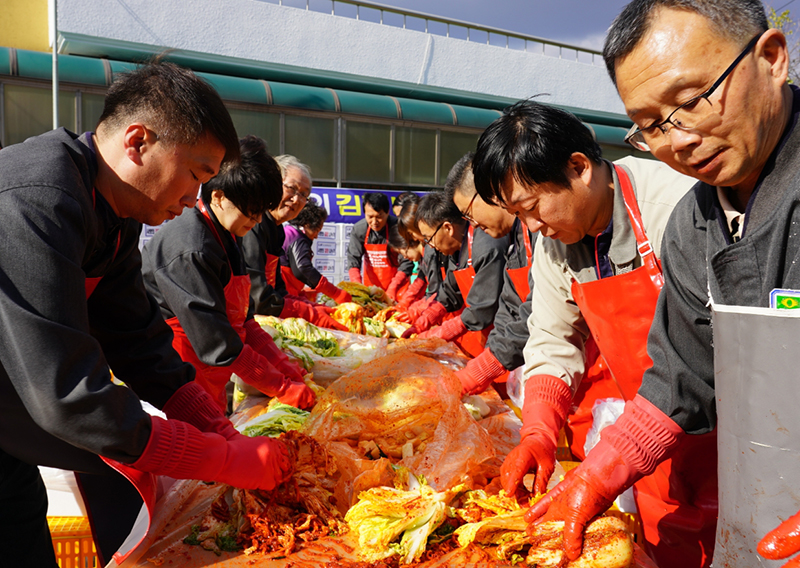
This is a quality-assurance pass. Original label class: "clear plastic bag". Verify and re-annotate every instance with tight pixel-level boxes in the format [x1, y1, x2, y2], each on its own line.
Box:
[303, 350, 495, 507]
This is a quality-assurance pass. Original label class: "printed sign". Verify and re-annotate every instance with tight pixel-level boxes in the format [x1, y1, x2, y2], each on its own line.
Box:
[309, 188, 424, 223]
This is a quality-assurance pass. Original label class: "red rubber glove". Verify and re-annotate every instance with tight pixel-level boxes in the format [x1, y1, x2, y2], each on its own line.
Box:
[405, 295, 436, 321]
[230, 344, 316, 409]
[500, 375, 572, 496]
[412, 300, 447, 333]
[397, 277, 426, 309]
[385, 271, 409, 302]
[418, 314, 466, 342]
[313, 276, 352, 305]
[163, 381, 240, 439]
[244, 319, 306, 383]
[130, 415, 292, 490]
[348, 267, 363, 284]
[281, 296, 348, 331]
[456, 348, 508, 395]
[525, 395, 683, 561]
[759, 511, 800, 565]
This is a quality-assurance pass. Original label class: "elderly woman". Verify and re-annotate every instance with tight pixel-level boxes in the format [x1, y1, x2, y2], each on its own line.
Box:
[241, 155, 345, 330]
[281, 200, 351, 304]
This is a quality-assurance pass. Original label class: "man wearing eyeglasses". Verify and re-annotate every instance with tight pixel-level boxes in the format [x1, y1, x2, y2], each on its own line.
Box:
[526, 1, 800, 567]
[242, 154, 346, 330]
[472, 97, 699, 566]
[406, 178, 509, 358]
[445, 152, 536, 397]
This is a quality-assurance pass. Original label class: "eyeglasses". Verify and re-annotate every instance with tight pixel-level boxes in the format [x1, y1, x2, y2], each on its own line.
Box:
[283, 182, 310, 203]
[421, 222, 444, 248]
[460, 192, 479, 225]
[625, 33, 762, 152]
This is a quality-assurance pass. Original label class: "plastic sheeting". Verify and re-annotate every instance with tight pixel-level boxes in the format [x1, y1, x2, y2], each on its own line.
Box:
[712, 303, 800, 567]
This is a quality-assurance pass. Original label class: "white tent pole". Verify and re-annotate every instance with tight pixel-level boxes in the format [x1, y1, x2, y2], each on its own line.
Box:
[50, 0, 59, 129]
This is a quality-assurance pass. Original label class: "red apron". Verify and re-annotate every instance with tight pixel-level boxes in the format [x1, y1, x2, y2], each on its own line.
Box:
[82, 191, 158, 565]
[451, 225, 492, 359]
[165, 200, 252, 412]
[265, 252, 279, 288]
[363, 225, 397, 291]
[570, 165, 717, 568]
[507, 224, 533, 301]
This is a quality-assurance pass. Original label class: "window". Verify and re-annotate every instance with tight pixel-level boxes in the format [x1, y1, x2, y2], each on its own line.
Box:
[345, 121, 391, 183]
[228, 107, 280, 154]
[285, 114, 336, 180]
[4, 85, 76, 146]
[81, 92, 106, 132]
[439, 130, 479, 185]
[395, 126, 436, 185]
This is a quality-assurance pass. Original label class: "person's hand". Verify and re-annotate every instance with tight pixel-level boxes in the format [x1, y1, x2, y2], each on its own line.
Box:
[397, 277, 426, 309]
[130, 416, 293, 491]
[524, 468, 613, 561]
[428, 315, 465, 342]
[281, 297, 348, 331]
[412, 300, 447, 333]
[277, 380, 316, 410]
[348, 267, 363, 284]
[309, 304, 348, 331]
[525, 394, 685, 561]
[385, 272, 409, 302]
[405, 294, 436, 321]
[314, 276, 352, 305]
[163, 381, 239, 440]
[244, 319, 306, 383]
[401, 325, 418, 339]
[759, 510, 800, 566]
[500, 375, 571, 496]
[501, 434, 558, 497]
[456, 349, 507, 395]
[416, 326, 439, 339]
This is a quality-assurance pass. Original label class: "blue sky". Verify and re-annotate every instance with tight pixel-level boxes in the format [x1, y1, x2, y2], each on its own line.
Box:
[365, 1, 789, 51]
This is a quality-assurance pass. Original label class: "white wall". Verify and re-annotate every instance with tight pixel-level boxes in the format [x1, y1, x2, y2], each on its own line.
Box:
[58, 0, 625, 115]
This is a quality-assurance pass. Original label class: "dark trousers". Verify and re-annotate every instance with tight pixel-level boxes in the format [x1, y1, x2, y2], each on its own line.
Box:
[0, 450, 58, 568]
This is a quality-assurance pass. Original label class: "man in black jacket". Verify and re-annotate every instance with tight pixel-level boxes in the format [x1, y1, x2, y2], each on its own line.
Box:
[528, 2, 800, 567]
[0, 61, 291, 566]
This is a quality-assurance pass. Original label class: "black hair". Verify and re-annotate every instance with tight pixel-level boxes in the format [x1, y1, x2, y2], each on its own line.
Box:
[393, 191, 419, 211]
[444, 152, 475, 202]
[98, 58, 240, 166]
[364, 192, 391, 214]
[201, 135, 281, 218]
[289, 199, 328, 231]
[603, 0, 768, 85]
[472, 100, 602, 206]
[397, 201, 420, 243]
[416, 190, 466, 229]
[388, 222, 418, 251]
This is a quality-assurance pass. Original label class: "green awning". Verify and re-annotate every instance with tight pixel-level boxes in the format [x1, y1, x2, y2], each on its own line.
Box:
[1, 44, 633, 147]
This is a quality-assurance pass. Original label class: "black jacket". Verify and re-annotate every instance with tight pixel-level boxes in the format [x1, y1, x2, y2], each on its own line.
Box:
[241, 211, 287, 316]
[439, 225, 509, 331]
[0, 129, 194, 473]
[485, 219, 537, 371]
[142, 205, 254, 367]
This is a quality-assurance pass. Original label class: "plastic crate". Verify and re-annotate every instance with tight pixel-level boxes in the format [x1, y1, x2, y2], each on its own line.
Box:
[48, 516, 98, 568]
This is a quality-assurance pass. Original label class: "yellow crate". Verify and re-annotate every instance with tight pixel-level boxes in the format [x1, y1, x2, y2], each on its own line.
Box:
[48, 516, 98, 568]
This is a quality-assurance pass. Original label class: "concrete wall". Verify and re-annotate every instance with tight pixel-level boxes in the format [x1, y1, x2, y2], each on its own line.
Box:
[58, 0, 625, 115]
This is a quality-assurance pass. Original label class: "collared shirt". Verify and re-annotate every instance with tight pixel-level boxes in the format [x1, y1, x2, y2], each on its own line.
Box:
[716, 187, 745, 243]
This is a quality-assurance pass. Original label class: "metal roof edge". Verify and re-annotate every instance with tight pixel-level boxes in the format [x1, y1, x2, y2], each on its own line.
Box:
[56, 32, 632, 129]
